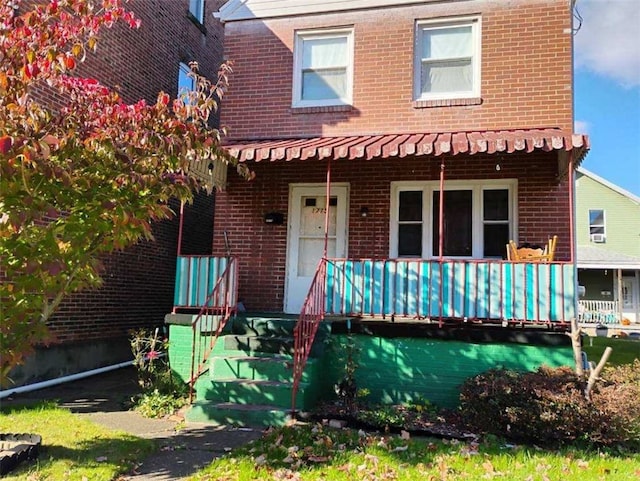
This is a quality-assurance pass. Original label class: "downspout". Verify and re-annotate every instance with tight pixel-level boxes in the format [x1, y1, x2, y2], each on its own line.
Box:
[0, 360, 134, 399]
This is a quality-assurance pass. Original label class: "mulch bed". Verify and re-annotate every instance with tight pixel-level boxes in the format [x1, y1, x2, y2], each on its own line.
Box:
[310, 403, 477, 441]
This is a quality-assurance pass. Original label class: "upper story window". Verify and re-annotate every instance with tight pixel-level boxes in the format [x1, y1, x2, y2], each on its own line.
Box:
[589, 209, 606, 242]
[189, 0, 205, 24]
[292, 28, 354, 108]
[414, 17, 481, 101]
[391, 180, 516, 259]
[178, 62, 195, 99]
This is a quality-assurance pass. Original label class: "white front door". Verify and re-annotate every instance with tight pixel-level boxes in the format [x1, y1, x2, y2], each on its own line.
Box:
[285, 184, 348, 314]
[621, 275, 639, 323]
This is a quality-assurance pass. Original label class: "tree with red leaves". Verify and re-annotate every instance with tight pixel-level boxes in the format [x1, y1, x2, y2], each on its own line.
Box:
[0, 0, 248, 383]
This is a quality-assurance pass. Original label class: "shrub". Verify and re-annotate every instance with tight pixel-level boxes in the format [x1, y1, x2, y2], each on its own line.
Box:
[129, 329, 188, 418]
[459, 366, 639, 448]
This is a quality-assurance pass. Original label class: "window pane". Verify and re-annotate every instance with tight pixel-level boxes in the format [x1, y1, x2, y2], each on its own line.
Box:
[399, 224, 422, 257]
[303, 37, 348, 69]
[299, 238, 335, 277]
[421, 59, 472, 94]
[302, 69, 346, 100]
[484, 224, 509, 257]
[589, 209, 604, 225]
[432, 190, 472, 256]
[178, 63, 194, 101]
[189, 0, 203, 22]
[483, 189, 509, 220]
[399, 191, 423, 221]
[422, 26, 472, 60]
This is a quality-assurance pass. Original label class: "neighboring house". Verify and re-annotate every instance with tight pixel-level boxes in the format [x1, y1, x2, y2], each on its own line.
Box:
[165, 0, 589, 426]
[9, 0, 224, 387]
[576, 168, 640, 329]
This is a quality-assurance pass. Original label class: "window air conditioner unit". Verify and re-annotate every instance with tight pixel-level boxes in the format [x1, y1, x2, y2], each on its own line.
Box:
[590, 233, 606, 243]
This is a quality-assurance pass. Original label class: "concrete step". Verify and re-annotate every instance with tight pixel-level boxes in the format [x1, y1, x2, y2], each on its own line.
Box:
[196, 378, 314, 410]
[223, 335, 326, 357]
[209, 355, 318, 383]
[185, 401, 293, 427]
[232, 315, 332, 338]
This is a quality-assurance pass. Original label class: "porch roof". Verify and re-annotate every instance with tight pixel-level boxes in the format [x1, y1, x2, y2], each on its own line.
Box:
[223, 128, 589, 163]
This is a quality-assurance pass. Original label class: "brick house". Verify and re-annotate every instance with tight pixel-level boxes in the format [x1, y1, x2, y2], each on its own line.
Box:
[166, 0, 590, 425]
[8, 0, 225, 386]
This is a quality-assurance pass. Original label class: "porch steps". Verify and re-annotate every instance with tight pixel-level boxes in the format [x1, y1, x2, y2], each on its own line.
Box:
[184, 314, 329, 427]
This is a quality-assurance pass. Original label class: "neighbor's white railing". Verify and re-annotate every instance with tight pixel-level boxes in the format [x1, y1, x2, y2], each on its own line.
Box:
[578, 300, 620, 324]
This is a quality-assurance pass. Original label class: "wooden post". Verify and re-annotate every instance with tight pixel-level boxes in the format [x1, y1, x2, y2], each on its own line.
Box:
[617, 268, 623, 322]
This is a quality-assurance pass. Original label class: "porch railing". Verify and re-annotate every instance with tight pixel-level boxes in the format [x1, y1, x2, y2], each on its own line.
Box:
[578, 300, 620, 324]
[188, 257, 238, 402]
[325, 259, 575, 323]
[291, 258, 328, 415]
[174, 255, 231, 310]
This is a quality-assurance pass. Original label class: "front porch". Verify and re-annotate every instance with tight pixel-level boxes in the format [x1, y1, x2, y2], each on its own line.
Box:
[166, 254, 576, 425]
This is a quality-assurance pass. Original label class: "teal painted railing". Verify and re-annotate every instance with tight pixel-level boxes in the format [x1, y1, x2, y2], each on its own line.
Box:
[325, 259, 575, 323]
[174, 256, 231, 309]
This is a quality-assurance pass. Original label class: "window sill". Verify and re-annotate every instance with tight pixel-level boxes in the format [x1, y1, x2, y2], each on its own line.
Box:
[291, 105, 353, 114]
[413, 97, 482, 108]
[187, 11, 207, 34]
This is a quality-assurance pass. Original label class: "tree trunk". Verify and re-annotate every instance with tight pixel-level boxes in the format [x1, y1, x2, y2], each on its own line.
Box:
[570, 316, 584, 377]
[585, 346, 612, 400]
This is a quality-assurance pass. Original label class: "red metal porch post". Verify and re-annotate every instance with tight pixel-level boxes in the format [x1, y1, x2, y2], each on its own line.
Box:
[177, 200, 185, 257]
[438, 160, 445, 259]
[568, 152, 575, 263]
[438, 160, 445, 326]
[323, 157, 332, 258]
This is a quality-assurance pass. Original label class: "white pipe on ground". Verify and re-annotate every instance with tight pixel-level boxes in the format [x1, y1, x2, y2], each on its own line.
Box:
[0, 360, 134, 399]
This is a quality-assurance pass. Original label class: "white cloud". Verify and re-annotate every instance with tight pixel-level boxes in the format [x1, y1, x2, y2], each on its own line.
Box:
[574, 120, 590, 134]
[574, 0, 640, 88]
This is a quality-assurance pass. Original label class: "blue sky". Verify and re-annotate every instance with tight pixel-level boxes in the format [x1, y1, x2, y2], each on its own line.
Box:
[573, 0, 640, 196]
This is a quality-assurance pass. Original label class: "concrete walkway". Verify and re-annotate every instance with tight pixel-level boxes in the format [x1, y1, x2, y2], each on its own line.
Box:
[2, 367, 263, 480]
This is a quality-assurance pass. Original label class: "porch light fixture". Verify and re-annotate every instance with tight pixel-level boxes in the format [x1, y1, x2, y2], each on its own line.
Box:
[495, 163, 501, 171]
[360, 206, 369, 217]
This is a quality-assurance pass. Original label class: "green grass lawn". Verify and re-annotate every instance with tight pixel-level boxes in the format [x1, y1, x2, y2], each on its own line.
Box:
[0, 402, 155, 481]
[188, 424, 640, 481]
[582, 336, 640, 366]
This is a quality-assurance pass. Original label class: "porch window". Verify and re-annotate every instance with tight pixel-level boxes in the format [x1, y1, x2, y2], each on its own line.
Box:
[189, 0, 204, 23]
[391, 181, 516, 259]
[293, 28, 354, 107]
[414, 17, 481, 101]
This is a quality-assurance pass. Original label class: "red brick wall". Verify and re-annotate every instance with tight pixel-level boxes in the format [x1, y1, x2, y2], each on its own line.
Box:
[31, 0, 226, 343]
[213, 152, 571, 312]
[220, 0, 574, 139]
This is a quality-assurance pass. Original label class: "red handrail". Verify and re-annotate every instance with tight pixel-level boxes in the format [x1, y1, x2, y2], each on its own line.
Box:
[291, 258, 328, 416]
[189, 257, 238, 403]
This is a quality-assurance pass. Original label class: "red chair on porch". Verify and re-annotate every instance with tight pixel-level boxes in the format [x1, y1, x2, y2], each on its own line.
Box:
[506, 235, 557, 262]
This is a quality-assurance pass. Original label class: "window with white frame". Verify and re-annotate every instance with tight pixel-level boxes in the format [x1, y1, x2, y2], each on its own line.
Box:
[178, 62, 195, 99]
[292, 28, 354, 107]
[589, 209, 606, 239]
[390, 180, 515, 259]
[414, 17, 481, 101]
[189, 0, 204, 23]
